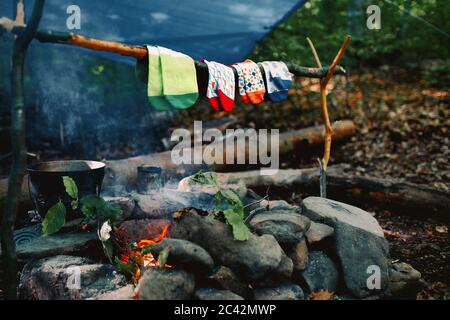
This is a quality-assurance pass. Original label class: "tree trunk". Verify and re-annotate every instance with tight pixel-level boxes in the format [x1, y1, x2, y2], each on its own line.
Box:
[1, 0, 45, 300]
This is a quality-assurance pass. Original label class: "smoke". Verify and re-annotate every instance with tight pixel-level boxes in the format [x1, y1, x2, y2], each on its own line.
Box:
[25, 44, 172, 159]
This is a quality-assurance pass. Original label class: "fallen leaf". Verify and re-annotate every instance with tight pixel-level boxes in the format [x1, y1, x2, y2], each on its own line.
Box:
[435, 225, 448, 234]
[309, 290, 334, 300]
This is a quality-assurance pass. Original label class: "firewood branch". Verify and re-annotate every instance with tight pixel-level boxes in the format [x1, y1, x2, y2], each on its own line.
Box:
[0, 23, 346, 79]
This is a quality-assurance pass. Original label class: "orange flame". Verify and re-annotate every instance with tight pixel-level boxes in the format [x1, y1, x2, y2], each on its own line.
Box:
[120, 223, 171, 281]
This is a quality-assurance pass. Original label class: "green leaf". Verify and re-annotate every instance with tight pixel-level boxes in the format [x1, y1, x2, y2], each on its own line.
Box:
[71, 199, 78, 210]
[99, 202, 123, 222]
[141, 244, 156, 256]
[80, 195, 105, 217]
[191, 171, 218, 186]
[42, 201, 66, 235]
[220, 189, 243, 207]
[62, 176, 78, 199]
[223, 209, 249, 241]
[115, 256, 135, 276]
[157, 246, 171, 269]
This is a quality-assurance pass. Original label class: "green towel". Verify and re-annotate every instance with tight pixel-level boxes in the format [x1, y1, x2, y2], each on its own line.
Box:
[147, 45, 171, 111]
[158, 46, 199, 109]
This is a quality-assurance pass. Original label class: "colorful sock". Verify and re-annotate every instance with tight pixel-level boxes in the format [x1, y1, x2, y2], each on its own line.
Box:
[259, 61, 293, 102]
[158, 46, 199, 109]
[232, 59, 265, 105]
[146, 46, 172, 111]
[204, 60, 235, 112]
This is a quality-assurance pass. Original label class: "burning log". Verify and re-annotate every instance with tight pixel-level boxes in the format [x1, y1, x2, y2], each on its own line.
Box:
[216, 165, 450, 222]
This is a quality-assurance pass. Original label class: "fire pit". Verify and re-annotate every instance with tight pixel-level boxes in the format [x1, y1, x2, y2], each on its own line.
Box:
[28, 160, 105, 221]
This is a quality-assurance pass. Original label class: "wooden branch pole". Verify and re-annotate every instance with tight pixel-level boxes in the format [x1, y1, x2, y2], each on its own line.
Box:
[1, 0, 45, 299]
[306, 36, 350, 198]
[0, 23, 347, 80]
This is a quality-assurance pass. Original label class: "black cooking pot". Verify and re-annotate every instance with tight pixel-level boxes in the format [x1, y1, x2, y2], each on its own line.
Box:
[28, 160, 106, 220]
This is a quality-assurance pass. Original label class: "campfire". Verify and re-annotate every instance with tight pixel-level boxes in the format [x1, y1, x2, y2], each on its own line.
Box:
[14, 169, 424, 301]
[117, 223, 172, 282]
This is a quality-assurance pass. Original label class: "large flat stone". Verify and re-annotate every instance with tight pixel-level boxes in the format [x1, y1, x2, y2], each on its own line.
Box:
[16, 232, 101, 261]
[301, 197, 383, 237]
[19, 255, 128, 300]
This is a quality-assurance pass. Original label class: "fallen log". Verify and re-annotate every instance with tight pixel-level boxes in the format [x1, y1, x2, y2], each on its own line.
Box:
[217, 166, 450, 222]
[0, 120, 355, 214]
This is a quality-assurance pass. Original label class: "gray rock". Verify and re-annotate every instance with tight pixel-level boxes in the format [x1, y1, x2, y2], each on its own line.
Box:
[91, 285, 135, 300]
[305, 222, 334, 244]
[207, 266, 249, 298]
[152, 238, 214, 274]
[171, 209, 283, 280]
[289, 239, 309, 271]
[257, 253, 294, 288]
[137, 268, 195, 300]
[302, 197, 390, 298]
[253, 283, 304, 300]
[118, 218, 171, 243]
[389, 262, 422, 298]
[249, 212, 311, 245]
[194, 288, 244, 300]
[16, 233, 101, 261]
[178, 172, 247, 199]
[300, 251, 339, 293]
[333, 221, 390, 298]
[301, 197, 384, 237]
[133, 190, 216, 219]
[19, 255, 127, 300]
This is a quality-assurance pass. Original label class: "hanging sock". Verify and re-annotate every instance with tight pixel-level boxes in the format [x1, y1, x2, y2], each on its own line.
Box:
[259, 61, 293, 102]
[232, 59, 265, 105]
[158, 46, 199, 109]
[146, 45, 172, 111]
[204, 60, 235, 112]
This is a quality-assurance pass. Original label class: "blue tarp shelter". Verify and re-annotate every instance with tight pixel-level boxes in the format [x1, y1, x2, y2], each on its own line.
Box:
[0, 0, 307, 157]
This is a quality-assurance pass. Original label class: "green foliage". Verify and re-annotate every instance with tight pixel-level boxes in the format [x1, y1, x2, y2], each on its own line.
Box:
[251, 0, 450, 70]
[42, 177, 122, 236]
[192, 171, 250, 241]
[42, 201, 66, 235]
[63, 176, 78, 199]
[115, 256, 136, 278]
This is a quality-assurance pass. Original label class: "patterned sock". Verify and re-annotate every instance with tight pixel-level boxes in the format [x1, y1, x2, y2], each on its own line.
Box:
[203, 60, 220, 111]
[259, 61, 293, 102]
[204, 60, 235, 112]
[159, 46, 199, 109]
[146, 46, 171, 111]
[232, 59, 265, 105]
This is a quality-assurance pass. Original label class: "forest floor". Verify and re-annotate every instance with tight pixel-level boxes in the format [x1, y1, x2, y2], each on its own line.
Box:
[0, 66, 448, 300]
[172, 66, 450, 299]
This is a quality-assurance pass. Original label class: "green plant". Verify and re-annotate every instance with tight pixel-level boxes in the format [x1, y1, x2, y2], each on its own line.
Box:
[191, 171, 250, 241]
